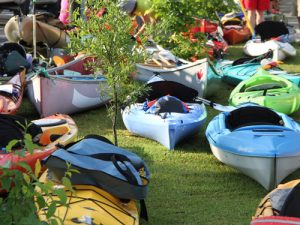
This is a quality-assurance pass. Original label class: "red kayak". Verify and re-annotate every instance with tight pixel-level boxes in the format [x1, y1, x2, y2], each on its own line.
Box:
[251, 216, 300, 225]
[223, 25, 251, 45]
[0, 69, 26, 115]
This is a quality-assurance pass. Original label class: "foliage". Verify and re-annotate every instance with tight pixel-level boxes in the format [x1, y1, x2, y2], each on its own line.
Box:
[149, 0, 238, 59]
[0, 126, 74, 225]
[69, 0, 147, 145]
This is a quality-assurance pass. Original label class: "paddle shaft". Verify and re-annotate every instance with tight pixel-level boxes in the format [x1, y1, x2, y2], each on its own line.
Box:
[238, 0, 255, 36]
[32, 0, 37, 59]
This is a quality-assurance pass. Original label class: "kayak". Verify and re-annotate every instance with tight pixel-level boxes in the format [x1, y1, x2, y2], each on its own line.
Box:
[37, 171, 139, 225]
[27, 56, 109, 117]
[223, 25, 251, 45]
[215, 59, 300, 86]
[0, 68, 26, 114]
[243, 39, 296, 61]
[135, 57, 209, 97]
[122, 94, 207, 150]
[0, 114, 78, 173]
[229, 69, 300, 115]
[206, 104, 300, 190]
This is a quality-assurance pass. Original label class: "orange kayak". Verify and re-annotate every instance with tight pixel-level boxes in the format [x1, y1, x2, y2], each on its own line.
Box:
[0, 114, 78, 174]
[0, 69, 26, 115]
[223, 25, 251, 45]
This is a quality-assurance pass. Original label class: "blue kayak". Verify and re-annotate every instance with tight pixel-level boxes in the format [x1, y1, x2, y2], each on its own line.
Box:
[206, 104, 300, 190]
[215, 60, 300, 86]
[122, 99, 207, 150]
[123, 77, 207, 150]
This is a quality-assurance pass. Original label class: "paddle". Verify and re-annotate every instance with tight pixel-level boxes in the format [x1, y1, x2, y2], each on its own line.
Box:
[238, 0, 255, 36]
[32, 0, 37, 59]
[194, 96, 236, 112]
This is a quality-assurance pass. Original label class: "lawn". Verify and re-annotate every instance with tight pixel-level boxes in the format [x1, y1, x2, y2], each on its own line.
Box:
[18, 44, 300, 225]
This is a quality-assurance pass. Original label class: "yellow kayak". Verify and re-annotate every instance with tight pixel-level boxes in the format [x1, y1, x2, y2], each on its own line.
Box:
[37, 171, 139, 225]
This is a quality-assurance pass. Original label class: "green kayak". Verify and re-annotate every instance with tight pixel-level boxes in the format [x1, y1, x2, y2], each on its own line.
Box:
[229, 69, 300, 115]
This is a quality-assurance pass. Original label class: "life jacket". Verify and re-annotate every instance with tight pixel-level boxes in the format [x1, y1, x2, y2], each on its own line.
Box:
[253, 180, 300, 219]
[143, 95, 190, 114]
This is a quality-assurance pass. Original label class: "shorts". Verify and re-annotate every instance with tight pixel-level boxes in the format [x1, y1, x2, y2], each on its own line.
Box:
[243, 0, 270, 11]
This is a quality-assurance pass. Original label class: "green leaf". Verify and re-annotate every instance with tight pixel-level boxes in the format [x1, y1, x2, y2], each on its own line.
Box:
[54, 188, 67, 205]
[23, 173, 31, 184]
[36, 195, 46, 209]
[35, 160, 42, 177]
[5, 140, 19, 152]
[50, 218, 59, 225]
[1, 177, 11, 191]
[46, 202, 57, 218]
[62, 177, 73, 191]
[17, 161, 33, 173]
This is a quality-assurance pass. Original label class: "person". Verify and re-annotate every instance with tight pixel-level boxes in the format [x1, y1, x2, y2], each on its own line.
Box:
[119, 0, 155, 44]
[298, 0, 300, 28]
[243, 0, 270, 29]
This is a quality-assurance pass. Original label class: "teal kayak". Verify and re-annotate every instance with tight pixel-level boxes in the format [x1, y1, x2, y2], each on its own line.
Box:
[215, 59, 300, 86]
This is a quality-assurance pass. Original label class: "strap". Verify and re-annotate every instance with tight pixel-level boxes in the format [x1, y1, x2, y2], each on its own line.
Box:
[140, 199, 148, 221]
[111, 154, 139, 185]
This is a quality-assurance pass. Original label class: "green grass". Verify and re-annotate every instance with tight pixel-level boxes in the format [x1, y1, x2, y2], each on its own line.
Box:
[18, 44, 300, 225]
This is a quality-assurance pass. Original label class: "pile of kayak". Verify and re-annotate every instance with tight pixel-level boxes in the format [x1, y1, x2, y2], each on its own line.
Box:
[1, 1, 300, 224]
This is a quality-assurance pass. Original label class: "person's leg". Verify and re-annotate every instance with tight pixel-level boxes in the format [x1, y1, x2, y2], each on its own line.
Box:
[297, 0, 300, 28]
[256, 10, 264, 25]
[243, 0, 257, 29]
[248, 10, 256, 29]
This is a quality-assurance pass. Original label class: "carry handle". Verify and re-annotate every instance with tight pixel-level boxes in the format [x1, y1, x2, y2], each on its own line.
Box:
[111, 154, 139, 185]
[252, 129, 285, 137]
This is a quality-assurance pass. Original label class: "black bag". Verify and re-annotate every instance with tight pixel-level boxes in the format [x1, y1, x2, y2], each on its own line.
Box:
[4, 50, 30, 76]
[0, 42, 29, 76]
[255, 21, 289, 41]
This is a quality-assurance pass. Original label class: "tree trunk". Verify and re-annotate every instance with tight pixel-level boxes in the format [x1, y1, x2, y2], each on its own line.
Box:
[112, 84, 118, 146]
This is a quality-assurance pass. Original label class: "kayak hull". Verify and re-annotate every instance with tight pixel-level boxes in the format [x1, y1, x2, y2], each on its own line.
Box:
[206, 104, 300, 190]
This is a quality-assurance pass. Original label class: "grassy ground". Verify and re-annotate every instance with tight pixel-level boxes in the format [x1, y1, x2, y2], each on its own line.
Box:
[19, 44, 300, 225]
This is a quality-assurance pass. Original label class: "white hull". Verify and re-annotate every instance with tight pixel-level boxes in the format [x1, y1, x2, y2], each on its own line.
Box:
[243, 39, 296, 61]
[27, 75, 109, 117]
[210, 144, 300, 190]
[135, 58, 208, 97]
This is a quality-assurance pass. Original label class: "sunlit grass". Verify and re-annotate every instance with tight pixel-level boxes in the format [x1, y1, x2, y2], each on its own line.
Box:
[18, 44, 300, 225]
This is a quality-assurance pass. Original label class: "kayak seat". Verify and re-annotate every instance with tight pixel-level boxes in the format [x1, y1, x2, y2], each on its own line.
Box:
[38, 126, 69, 146]
[226, 106, 284, 131]
[242, 83, 284, 92]
[137, 80, 198, 102]
[146, 96, 189, 114]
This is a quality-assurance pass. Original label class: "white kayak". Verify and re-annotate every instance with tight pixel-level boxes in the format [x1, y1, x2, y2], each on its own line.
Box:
[243, 39, 296, 61]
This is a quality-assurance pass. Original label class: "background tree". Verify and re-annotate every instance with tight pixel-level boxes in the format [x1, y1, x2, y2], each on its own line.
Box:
[69, 0, 146, 146]
[149, 0, 238, 59]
